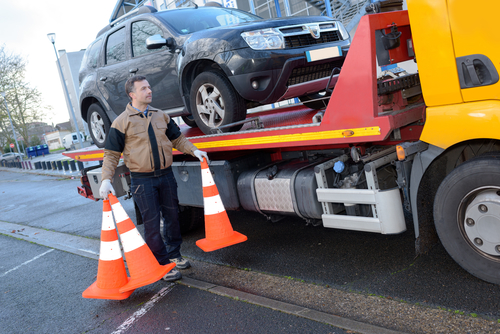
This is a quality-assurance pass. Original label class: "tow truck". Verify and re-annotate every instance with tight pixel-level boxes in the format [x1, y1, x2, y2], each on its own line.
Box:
[64, 0, 500, 285]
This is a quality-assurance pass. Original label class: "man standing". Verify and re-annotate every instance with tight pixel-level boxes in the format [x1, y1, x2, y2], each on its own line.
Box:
[99, 75, 208, 281]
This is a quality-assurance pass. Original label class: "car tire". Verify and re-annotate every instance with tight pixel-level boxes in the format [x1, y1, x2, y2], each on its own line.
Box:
[299, 91, 331, 110]
[87, 103, 111, 148]
[190, 71, 246, 134]
[181, 115, 198, 128]
[433, 155, 500, 284]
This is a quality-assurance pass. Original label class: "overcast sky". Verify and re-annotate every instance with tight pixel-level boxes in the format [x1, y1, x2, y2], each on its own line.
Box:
[0, 0, 117, 125]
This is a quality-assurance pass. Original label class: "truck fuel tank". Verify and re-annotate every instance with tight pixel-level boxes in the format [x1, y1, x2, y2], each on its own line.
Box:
[237, 159, 343, 221]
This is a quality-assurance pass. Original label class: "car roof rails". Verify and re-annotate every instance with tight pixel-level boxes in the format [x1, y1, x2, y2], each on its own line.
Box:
[97, 5, 158, 37]
[205, 1, 223, 6]
[109, 5, 158, 28]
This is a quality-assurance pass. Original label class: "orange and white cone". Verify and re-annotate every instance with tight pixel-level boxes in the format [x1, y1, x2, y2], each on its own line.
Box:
[82, 200, 134, 300]
[108, 194, 176, 293]
[196, 157, 247, 252]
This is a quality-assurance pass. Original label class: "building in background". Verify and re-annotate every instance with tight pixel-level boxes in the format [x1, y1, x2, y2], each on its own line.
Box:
[45, 129, 71, 150]
[55, 50, 90, 138]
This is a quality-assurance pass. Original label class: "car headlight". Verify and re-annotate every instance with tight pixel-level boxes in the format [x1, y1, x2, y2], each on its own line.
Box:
[241, 28, 284, 50]
[337, 22, 350, 41]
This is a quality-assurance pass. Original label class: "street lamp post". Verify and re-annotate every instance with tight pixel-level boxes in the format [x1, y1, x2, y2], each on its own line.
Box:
[47, 32, 84, 149]
[0, 91, 22, 158]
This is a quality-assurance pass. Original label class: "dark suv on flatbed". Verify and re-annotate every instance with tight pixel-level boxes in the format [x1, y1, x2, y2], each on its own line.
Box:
[79, 4, 350, 147]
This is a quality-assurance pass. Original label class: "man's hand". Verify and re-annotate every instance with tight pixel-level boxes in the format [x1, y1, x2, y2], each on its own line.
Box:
[99, 179, 115, 199]
[194, 150, 209, 163]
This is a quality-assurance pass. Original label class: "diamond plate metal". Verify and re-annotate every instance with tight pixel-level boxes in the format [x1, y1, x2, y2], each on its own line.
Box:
[255, 178, 294, 213]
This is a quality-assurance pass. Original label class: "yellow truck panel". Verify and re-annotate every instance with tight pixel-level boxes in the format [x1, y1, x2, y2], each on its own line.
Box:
[448, 0, 500, 102]
[406, 0, 462, 107]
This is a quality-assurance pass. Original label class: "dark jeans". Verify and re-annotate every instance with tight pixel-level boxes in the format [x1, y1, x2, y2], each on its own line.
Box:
[131, 169, 182, 265]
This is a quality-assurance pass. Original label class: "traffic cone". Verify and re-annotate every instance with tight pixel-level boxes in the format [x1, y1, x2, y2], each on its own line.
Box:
[108, 194, 176, 293]
[82, 200, 134, 300]
[196, 158, 247, 252]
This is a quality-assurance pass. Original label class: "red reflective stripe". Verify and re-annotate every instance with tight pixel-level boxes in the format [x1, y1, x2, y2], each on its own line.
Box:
[100, 229, 118, 242]
[116, 218, 136, 234]
[203, 184, 219, 197]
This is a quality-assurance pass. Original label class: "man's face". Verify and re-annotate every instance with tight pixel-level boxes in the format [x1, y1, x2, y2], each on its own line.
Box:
[130, 80, 152, 104]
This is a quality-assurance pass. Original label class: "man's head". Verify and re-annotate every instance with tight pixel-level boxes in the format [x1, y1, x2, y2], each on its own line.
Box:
[125, 75, 152, 107]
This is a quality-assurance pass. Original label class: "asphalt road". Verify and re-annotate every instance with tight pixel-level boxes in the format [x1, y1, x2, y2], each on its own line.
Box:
[1, 168, 500, 333]
[0, 235, 350, 334]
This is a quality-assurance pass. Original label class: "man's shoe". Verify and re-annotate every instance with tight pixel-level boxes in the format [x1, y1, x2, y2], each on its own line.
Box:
[169, 257, 191, 269]
[162, 269, 182, 282]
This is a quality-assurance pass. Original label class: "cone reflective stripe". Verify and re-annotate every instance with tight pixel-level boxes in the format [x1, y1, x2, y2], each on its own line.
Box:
[108, 194, 176, 293]
[196, 158, 247, 252]
[82, 200, 134, 300]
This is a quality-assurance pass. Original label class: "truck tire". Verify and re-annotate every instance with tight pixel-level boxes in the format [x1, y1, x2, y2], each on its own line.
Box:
[190, 71, 246, 135]
[87, 103, 111, 148]
[434, 156, 500, 284]
[178, 205, 204, 234]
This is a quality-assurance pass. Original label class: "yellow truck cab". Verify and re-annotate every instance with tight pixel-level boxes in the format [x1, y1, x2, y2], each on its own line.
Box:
[407, 0, 500, 284]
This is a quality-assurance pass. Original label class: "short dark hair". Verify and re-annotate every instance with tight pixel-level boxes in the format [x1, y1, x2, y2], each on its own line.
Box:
[125, 75, 147, 100]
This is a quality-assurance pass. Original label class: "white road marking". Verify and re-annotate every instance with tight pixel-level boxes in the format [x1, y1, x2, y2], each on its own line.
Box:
[111, 284, 175, 334]
[0, 249, 54, 278]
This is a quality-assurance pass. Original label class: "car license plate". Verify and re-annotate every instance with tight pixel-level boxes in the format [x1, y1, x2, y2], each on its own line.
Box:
[305, 46, 342, 62]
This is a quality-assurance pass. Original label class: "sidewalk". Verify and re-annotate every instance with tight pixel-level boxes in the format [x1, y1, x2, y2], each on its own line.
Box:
[0, 151, 100, 178]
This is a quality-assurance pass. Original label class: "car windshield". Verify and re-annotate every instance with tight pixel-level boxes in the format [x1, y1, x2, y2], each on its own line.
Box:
[158, 7, 262, 35]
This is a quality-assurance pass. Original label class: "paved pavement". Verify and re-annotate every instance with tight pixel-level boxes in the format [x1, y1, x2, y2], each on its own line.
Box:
[0, 160, 500, 333]
[0, 221, 401, 334]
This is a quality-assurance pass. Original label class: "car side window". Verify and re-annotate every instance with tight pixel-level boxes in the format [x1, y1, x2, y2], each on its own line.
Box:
[131, 21, 166, 57]
[106, 28, 126, 65]
[86, 38, 103, 68]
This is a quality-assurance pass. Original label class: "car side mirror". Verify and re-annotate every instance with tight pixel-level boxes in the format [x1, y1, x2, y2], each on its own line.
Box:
[146, 34, 174, 50]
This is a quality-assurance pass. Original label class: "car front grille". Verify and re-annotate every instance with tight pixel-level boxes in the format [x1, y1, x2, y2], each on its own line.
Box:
[284, 31, 342, 48]
[287, 58, 345, 86]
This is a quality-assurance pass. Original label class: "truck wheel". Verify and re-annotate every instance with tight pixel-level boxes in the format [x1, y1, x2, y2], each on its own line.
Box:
[434, 156, 500, 284]
[299, 91, 331, 110]
[178, 205, 204, 234]
[87, 103, 111, 148]
[190, 71, 246, 134]
[181, 115, 198, 128]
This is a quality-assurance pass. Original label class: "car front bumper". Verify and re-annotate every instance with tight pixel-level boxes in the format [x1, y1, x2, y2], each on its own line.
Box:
[220, 41, 350, 105]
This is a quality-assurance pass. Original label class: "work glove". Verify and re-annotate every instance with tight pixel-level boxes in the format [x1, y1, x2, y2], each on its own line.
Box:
[99, 179, 115, 199]
[193, 150, 209, 164]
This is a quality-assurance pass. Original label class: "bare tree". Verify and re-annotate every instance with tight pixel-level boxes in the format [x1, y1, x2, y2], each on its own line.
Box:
[0, 45, 51, 152]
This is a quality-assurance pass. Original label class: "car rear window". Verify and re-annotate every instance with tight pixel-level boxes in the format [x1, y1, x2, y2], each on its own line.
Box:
[158, 7, 261, 35]
[81, 38, 103, 70]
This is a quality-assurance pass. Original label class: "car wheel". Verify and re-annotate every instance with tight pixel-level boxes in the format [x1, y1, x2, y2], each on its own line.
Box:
[190, 71, 246, 135]
[434, 155, 500, 284]
[181, 115, 198, 128]
[299, 91, 331, 110]
[87, 103, 111, 148]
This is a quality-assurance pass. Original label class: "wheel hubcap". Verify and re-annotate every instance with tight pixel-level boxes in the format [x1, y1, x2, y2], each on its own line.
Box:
[196, 83, 225, 128]
[460, 187, 500, 257]
[90, 112, 105, 144]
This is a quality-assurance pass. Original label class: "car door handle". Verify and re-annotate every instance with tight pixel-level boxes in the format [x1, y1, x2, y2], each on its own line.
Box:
[129, 68, 138, 73]
[100, 76, 107, 81]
